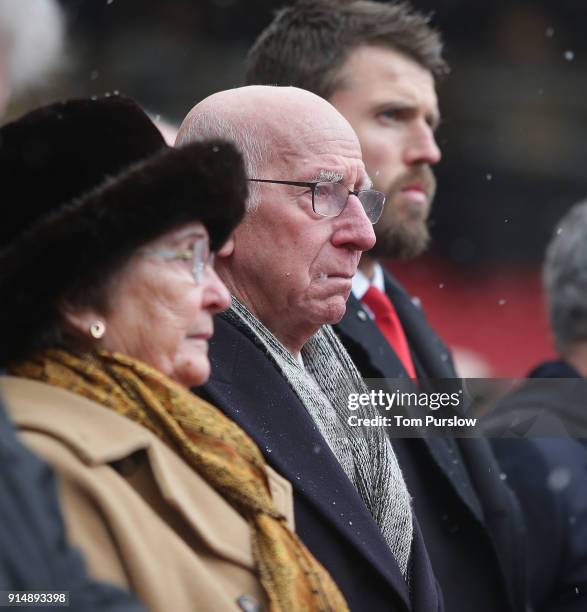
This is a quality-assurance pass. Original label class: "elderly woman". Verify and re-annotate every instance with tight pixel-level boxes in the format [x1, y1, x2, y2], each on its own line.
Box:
[0, 96, 347, 612]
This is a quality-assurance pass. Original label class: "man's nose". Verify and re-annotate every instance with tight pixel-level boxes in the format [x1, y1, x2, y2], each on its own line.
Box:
[403, 123, 441, 166]
[331, 194, 376, 252]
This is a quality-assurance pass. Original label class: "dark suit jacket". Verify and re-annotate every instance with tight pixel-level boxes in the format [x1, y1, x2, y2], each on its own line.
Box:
[334, 270, 526, 612]
[198, 316, 443, 612]
[0, 398, 144, 612]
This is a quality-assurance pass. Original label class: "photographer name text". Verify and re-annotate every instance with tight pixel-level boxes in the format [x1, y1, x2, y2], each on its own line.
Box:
[347, 390, 476, 429]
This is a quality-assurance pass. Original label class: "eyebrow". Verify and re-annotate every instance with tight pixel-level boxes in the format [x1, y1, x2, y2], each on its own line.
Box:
[309, 169, 373, 191]
[309, 169, 344, 183]
[375, 101, 442, 130]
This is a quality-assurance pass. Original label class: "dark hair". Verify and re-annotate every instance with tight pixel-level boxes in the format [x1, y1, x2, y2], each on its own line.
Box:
[245, 0, 448, 99]
[36, 264, 126, 356]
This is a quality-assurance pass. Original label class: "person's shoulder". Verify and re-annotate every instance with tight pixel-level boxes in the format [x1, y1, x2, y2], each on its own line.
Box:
[2, 376, 155, 464]
[382, 266, 410, 296]
[208, 314, 261, 372]
[528, 358, 581, 378]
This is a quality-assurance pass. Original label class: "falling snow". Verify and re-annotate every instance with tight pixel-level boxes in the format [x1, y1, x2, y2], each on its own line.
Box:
[548, 467, 571, 491]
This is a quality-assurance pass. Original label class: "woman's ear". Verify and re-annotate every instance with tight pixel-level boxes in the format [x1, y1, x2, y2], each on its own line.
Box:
[217, 235, 235, 258]
[60, 303, 103, 338]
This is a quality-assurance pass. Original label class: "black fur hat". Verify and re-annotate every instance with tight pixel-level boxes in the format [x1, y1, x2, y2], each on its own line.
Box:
[0, 95, 247, 366]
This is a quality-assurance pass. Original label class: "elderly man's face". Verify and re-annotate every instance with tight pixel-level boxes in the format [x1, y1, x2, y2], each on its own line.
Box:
[329, 45, 441, 260]
[224, 118, 375, 351]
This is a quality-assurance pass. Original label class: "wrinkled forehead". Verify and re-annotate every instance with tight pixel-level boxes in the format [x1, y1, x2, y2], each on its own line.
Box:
[264, 105, 366, 183]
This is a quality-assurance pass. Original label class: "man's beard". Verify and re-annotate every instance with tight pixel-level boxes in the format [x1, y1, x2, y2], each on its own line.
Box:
[369, 166, 436, 260]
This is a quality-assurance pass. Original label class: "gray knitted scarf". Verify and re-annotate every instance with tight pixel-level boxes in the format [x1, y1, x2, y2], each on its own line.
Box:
[224, 297, 413, 577]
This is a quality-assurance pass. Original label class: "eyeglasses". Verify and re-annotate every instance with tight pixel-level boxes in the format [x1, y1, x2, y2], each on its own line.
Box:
[248, 179, 386, 224]
[137, 235, 214, 284]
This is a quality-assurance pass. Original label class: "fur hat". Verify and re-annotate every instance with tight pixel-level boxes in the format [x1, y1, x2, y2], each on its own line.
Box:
[0, 95, 247, 366]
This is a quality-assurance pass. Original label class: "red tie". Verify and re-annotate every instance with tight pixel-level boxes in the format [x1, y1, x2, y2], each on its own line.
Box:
[361, 285, 417, 378]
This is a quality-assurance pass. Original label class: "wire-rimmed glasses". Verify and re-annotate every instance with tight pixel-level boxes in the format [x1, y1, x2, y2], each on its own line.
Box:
[248, 179, 386, 224]
[137, 235, 214, 284]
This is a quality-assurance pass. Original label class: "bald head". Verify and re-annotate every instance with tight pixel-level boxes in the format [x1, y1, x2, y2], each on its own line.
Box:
[178, 85, 356, 145]
[176, 86, 362, 209]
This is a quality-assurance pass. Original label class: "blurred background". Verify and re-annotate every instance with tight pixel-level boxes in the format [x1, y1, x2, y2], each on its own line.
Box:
[3, 0, 586, 376]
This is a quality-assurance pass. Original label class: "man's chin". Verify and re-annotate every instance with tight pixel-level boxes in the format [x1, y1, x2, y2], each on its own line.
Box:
[318, 295, 348, 326]
[371, 223, 430, 260]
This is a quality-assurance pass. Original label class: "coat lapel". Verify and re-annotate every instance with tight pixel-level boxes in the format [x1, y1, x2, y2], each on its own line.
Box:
[383, 271, 457, 380]
[336, 293, 412, 379]
[424, 438, 484, 522]
[143, 440, 258, 569]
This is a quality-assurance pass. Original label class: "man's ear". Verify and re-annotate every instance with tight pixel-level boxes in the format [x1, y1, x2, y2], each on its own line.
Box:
[217, 235, 235, 258]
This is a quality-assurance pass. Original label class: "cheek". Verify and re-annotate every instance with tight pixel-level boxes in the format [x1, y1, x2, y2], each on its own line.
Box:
[297, 237, 332, 283]
[242, 219, 314, 289]
[166, 291, 210, 386]
[359, 129, 402, 183]
[172, 339, 211, 387]
[369, 141, 399, 174]
[138, 289, 204, 376]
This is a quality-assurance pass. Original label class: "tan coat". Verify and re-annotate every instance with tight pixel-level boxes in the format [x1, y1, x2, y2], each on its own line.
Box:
[1, 376, 295, 612]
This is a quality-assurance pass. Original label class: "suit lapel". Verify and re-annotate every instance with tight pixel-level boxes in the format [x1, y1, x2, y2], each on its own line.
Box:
[383, 271, 457, 379]
[336, 293, 411, 379]
[424, 438, 484, 522]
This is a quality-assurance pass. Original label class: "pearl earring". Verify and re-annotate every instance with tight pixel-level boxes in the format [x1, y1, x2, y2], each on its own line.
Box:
[89, 320, 106, 339]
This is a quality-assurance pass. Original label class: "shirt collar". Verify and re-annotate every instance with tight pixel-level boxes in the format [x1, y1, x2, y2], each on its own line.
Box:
[351, 262, 385, 299]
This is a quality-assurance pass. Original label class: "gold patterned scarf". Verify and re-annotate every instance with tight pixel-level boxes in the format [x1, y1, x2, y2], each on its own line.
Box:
[10, 348, 348, 612]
